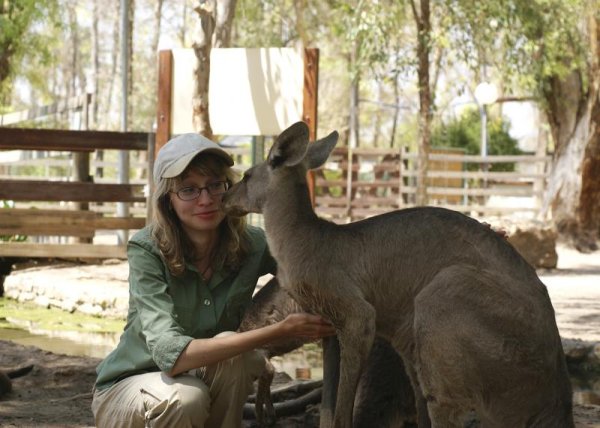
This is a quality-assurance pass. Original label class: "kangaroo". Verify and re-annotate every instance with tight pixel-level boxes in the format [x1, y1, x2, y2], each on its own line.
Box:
[223, 121, 574, 428]
[239, 276, 308, 426]
[240, 277, 417, 427]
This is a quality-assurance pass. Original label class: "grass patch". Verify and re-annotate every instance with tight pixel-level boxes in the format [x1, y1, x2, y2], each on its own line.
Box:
[0, 297, 125, 334]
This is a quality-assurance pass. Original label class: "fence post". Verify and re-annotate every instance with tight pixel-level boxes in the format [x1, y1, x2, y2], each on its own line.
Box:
[146, 133, 156, 225]
[398, 147, 405, 208]
[73, 94, 93, 244]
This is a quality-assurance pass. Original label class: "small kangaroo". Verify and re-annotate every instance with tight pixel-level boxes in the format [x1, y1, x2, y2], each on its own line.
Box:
[239, 277, 308, 426]
[240, 277, 417, 427]
[223, 121, 574, 428]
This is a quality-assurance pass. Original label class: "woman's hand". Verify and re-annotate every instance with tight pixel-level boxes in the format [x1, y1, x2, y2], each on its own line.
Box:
[278, 313, 336, 339]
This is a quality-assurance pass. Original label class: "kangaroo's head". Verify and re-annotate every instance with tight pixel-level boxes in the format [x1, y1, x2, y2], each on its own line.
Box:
[222, 121, 339, 216]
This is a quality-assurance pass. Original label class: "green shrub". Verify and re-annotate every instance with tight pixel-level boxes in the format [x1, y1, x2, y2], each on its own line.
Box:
[431, 108, 522, 172]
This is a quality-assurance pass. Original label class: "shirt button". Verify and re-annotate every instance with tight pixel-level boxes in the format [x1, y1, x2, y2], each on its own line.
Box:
[203, 299, 211, 306]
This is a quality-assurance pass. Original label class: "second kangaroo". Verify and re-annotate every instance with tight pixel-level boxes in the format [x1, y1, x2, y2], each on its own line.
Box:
[222, 121, 573, 428]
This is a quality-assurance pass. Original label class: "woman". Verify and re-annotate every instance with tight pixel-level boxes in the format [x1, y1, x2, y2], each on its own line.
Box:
[92, 133, 335, 428]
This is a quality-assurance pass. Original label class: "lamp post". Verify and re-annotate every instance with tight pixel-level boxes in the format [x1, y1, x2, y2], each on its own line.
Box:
[474, 82, 498, 183]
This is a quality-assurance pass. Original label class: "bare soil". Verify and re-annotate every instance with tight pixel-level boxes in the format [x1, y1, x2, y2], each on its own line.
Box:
[0, 339, 96, 427]
[1, 339, 599, 427]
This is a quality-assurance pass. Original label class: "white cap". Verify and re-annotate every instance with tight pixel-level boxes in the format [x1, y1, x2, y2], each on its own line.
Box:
[153, 133, 234, 183]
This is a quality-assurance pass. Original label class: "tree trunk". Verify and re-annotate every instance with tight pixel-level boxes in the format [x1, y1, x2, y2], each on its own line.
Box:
[192, 3, 215, 139]
[91, 0, 100, 127]
[293, 0, 310, 46]
[127, 0, 135, 124]
[542, 15, 600, 251]
[68, 2, 77, 98]
[411, 0, 432, 206]
[371, 80, 383, 148]
[152, 0, 164, 53]
[104, 0, 120, 129]
[213, 0, 237, 48]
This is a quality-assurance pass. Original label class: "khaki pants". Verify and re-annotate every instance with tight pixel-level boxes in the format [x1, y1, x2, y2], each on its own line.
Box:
[92, 334, 266, 428]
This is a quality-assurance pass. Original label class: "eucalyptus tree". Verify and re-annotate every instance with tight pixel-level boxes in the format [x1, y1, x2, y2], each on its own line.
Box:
[0, 0, 61, 107]
[446, 0, 600, 249]
[191, 0, 237, 139]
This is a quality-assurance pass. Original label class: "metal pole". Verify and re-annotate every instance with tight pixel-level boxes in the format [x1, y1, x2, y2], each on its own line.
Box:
[480, 105, 488, 191]
[118, 0, 130, 245]
[481, 105, 488, 158]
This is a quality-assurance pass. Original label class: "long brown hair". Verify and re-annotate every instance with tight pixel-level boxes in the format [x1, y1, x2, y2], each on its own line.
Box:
[151, 154, 250, 276]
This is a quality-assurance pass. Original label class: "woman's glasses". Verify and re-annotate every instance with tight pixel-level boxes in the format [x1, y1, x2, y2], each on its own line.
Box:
[172, 181, 230, 201]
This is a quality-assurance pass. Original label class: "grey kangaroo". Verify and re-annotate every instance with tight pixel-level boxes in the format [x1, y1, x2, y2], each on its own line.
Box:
[223, 121, 573, 428]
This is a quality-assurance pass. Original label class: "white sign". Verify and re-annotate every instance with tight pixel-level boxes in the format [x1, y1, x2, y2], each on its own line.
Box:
[171, 48, 304, 136]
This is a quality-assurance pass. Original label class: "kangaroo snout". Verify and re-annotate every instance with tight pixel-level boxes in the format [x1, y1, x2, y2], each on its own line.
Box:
[221, 192, 248, 217]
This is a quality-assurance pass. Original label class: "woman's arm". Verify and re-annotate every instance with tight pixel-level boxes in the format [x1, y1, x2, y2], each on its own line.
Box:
[168, 313, 334, 376]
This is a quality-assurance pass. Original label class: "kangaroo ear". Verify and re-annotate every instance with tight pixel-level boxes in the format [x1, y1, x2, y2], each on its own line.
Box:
[306, 131, 339, 169]
[267, 122, 309, 169]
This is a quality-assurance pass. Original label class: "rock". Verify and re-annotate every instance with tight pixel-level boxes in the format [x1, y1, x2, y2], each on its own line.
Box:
[562, 338, 595, 363]
[488, 218, 558, 268]
[77, 303, 104, 317]
[562, 338, 600, 378]
[33, 296, 50, 308]
[3, 262, 130, 319]
[594, 343, 600, 361]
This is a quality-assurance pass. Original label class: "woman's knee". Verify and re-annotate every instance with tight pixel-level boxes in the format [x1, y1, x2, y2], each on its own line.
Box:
[169, 375, 211, 423]
[141, 374, 211, 427]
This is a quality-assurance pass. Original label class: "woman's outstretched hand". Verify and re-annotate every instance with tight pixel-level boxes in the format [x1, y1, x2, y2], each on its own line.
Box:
[278, 313, 336, 339]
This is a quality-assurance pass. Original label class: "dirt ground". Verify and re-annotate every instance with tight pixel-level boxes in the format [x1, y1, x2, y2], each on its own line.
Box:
[0, 339, 598, 428]
[0, 339, 97, 427]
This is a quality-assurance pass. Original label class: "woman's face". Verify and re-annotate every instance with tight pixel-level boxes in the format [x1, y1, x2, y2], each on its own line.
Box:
[169, 168, 227, 235]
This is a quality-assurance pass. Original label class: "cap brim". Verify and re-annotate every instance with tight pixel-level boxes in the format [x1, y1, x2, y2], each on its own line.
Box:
[161, 148, 234, 179]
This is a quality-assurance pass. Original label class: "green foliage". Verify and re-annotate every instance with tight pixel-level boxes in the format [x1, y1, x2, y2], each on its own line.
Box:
[443, 0, 587, 95]
[317, 169, 344, 198]
[431, 108, 522, 171]
[0, 0, 62, 105]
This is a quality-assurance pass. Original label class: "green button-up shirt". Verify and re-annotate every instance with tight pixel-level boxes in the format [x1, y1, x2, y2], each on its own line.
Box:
[94, 224, 276, 391]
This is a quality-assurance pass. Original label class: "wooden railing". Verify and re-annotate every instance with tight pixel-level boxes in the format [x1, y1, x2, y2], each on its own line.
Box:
[0, 128, 153, 259]
[314, 147, 550, 222]
[0, 131, 551, 257]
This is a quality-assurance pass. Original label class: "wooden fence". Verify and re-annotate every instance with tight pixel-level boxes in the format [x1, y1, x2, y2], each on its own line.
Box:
[314, 147, 550, 222]
[0, 130, 550, 258]
[0, 128, 153, 259]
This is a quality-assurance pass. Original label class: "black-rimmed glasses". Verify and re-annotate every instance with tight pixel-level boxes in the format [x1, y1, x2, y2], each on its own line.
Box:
[172, 181, 230, 201]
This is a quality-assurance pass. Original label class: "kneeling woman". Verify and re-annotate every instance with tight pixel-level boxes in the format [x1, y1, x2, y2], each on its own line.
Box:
[92, 133, 334, 428]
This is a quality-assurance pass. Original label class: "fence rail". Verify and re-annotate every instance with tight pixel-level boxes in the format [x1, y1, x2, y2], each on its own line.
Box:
[0, 128, 154, 259]
[314, 147, 550, 222]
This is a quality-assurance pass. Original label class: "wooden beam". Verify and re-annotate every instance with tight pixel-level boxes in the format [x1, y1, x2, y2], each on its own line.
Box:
[303, 48, 319, 207]
[303, 48, 319, 140]
[91, 216, 147, 230]
[0, 209, 146, 236]
[0, 243, 127, 259]
[0, 128, 150, 151]
[0, 180, 146, 202]
[156, 49, 173, 156]
[0, 209, 96, 237]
